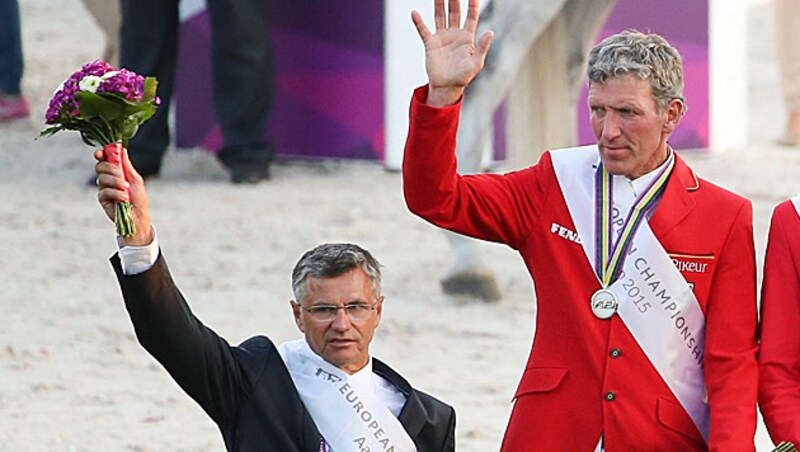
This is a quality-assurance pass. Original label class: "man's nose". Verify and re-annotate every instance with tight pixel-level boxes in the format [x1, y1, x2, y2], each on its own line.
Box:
[330, 308, 352, 331]
[601, 113, 622, 141]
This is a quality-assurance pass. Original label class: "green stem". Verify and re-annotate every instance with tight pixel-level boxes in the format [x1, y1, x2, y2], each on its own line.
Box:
[96, 117, 114, 144]
[100, 117, 119, 143]
[115, 202, 136, 238]
[84, 120, 113, 145]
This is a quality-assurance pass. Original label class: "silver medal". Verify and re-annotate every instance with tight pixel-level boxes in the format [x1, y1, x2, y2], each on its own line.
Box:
[590, 288, 618, 319]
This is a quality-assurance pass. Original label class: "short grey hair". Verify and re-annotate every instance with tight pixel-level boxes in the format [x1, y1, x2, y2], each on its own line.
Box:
[587, 29, 685, 112]
[291, 243, 382, 302]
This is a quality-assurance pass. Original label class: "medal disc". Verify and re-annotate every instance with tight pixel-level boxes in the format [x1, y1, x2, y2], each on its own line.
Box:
[591, 288, 618, 319]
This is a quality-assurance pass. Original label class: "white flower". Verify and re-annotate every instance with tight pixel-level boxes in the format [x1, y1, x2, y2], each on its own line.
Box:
[101, 70, 120, 80]
[79, 75, 103, 93]
[52, 80, 65, 97]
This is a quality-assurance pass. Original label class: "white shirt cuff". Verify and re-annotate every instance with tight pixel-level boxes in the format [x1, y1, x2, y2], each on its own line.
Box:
[117, 225, 159, 275]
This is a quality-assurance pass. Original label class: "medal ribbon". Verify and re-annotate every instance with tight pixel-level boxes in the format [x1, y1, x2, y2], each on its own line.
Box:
[552, 146, 709, 442]
[594, 151, 675, 287]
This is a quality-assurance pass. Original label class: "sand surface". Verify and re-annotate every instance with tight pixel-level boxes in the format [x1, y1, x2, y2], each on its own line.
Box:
[1, 0, 797, 450]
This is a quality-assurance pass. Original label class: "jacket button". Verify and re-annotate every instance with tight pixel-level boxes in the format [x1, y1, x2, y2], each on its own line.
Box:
[605, 392, 616, 402]
[610, 348, 621, 358]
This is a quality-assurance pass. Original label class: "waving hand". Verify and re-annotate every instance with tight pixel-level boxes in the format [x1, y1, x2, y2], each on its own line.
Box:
[411, 0, 494, 107]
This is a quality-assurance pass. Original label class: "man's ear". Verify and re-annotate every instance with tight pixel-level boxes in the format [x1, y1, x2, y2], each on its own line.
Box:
[290, 300, 305, 333]
[374, 296, 385, 327]
[663, 98, 685, 134]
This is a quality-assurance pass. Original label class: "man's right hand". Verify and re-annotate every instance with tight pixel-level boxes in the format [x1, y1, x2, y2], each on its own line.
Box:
[411, 0, 494, 107]
[94, 146, 153, 247]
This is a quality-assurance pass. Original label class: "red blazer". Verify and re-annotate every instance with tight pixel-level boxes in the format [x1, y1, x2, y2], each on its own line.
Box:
[402, 86, 758, 451]
[759, 199, 800, 445]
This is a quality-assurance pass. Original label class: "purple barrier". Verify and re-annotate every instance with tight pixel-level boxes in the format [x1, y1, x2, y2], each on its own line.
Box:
[577, 0, 709, 150]
[175, 0, 708, 161]
[175, 1, 385, 160]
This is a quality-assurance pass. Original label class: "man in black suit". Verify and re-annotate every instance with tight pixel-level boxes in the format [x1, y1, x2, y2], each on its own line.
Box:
[94, 147, 455, 451]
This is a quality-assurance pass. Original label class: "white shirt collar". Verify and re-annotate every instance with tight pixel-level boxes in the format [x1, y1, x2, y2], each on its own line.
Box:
[617, 148, 673, 197]
[348, 354, 374, 387]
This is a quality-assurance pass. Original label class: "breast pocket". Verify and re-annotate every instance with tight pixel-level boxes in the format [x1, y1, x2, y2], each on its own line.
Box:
[668, 252, 716, 303]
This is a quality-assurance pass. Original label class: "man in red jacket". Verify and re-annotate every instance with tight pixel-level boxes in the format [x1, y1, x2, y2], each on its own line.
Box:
[403, 0, 758, 450]
[759, 196, 800, 446]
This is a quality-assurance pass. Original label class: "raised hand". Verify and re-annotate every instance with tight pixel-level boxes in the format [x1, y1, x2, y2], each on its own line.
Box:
[94, 146, 153, 246]
[411, 0, 493, 107]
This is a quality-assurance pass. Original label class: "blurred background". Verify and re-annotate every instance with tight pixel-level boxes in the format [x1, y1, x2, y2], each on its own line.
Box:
[0, 0, 796, 450]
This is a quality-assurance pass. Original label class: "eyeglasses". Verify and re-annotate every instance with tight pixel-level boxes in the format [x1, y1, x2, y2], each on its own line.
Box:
[300, 303, 378, 323]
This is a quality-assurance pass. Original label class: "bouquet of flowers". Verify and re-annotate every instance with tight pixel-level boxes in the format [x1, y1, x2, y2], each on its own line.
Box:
[39, 60, 159, 237]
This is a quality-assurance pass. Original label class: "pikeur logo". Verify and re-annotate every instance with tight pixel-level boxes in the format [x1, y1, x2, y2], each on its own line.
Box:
[669, 253, 713, 274]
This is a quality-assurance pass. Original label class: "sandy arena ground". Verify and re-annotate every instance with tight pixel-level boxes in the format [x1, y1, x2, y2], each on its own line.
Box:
[1, 0, 798, 450]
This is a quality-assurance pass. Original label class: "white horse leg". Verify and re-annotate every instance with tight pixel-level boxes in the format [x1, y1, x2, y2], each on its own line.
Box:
[439, 0, 568, 301]
[506, 0, 616, 166]
[438, 0, 616, 301]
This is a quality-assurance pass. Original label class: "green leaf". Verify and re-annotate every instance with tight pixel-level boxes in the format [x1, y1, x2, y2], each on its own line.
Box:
[75, 91, 125, 122]
[80, 133, 100, 147]
[134, 104, 156, 123]
[38, 125, 65, 138]
[121, 102, 148, 118]
[142, 77, 158, 103]
[121, 117, 139, 140]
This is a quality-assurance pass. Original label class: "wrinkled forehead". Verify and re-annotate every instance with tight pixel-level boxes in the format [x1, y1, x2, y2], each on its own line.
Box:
[587, 74, 657, 102]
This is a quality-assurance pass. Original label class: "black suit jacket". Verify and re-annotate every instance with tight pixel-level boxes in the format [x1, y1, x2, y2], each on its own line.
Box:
[111, 254, 456, 452]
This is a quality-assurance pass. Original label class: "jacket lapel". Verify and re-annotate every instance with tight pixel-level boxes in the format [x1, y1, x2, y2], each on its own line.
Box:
[372, 358, 426, 440]
[649, 152, 698, 239]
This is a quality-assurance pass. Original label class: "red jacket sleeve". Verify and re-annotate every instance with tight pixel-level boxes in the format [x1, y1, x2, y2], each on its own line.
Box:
[703, 199, 759, 450]
[759, 200, 800, 445]
[402, 85, 548, 250]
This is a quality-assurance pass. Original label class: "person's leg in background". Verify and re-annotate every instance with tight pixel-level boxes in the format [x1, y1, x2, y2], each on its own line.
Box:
[119, 0, 180, 178]
[0, 0, 30, 122]
[81, 0, 121, 65]
[774, 0, 800, 146]
[207, 0, 275, 183]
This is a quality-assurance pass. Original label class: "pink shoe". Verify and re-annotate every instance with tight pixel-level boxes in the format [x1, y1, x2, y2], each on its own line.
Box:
[776, 131, 800, 147]
[0, 94, 31, 122]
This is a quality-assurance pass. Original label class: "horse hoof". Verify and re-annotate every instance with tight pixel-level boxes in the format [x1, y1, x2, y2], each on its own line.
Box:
[441, 272, 502, 302]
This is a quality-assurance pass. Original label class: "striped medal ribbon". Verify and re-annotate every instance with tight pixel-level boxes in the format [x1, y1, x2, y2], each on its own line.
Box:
[590, 151, 675, 319]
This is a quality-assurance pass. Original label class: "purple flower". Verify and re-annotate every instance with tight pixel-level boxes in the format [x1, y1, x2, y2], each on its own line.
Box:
[80, 60, 114, 78]
[41, 59, 158, 149]
[39, 59, 159, 239]
[45, 78, 81, 124]
[96, 69, 146, 102]
[44, 60, 153, 124]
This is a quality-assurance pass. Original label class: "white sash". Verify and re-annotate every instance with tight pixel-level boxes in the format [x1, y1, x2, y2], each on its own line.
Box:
[792, 194, 800, 217]
[551, 146, 710, 442]
[278, 340, 416, 452]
